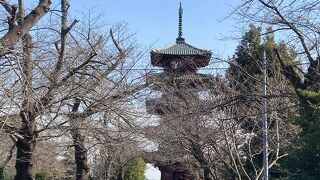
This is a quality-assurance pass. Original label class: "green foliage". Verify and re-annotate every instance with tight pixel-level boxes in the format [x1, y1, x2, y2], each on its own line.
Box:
[227, 24, 296, 93]
[35, 170, 49, 180]
[0, 167, 4, 180]
[0, 167, 7, 180]
[124, 157, 146, 180]
[279, 89, 320, 178]
[0, 167, 12, 180]
[231, 24, 320, 179]
[228, 24, 262, 92]
[297, 89, 320, 104]
[228, 24, 299, 179]
[272, 89, 320, 179]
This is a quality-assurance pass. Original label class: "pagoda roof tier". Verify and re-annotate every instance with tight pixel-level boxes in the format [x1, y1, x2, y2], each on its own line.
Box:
[146, 72, 217, 91]
[150, 2, 212, 68]
[146, 98, 176, 115]
[146, 97, 193, 115]
[153, 42, 211, 56]
[146, 96, 208, 115]
[151, 42, 212, 68]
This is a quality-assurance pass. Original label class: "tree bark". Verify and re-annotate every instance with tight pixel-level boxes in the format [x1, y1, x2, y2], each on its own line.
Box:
[116, 168, 123, 180]
[69, 98, 90, 180]
[14, 2, 36, 178]
[203, 168, 212, 180]
[14, 51, 36, 179]
[0, 0, 51, 57]
[15, 120, 37, 180]
[71, 128, 90, 180]
[190, 142, 213, 180]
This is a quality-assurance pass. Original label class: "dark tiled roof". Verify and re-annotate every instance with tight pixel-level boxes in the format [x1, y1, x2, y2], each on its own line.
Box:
[152, 42, 211, 56]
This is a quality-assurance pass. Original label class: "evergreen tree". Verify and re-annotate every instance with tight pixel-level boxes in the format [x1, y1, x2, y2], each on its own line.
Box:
[123, 157, 146, 180]
[271, 26, 320, 180]
[228, 25, 297, 91]
[230, 26, 320, 180]
[278, 90, 320, 179]
[228, 24, 262, 92]
[35, 170, 49, 180]
[227, 24, 298, 179]
[0, 167, 6, 180]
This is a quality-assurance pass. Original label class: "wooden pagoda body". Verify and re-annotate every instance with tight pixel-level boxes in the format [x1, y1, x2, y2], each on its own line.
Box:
[145, 3, 214, 180]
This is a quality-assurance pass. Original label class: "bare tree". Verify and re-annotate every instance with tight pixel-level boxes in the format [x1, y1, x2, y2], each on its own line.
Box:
[63, 24, 145, 179]
[0, 0, 51, 57]
[0, 0, 148, 177]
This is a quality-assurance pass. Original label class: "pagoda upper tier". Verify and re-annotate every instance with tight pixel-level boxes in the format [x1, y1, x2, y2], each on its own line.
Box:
[150, 2, 212, 71]
[150, 41, 212, 70]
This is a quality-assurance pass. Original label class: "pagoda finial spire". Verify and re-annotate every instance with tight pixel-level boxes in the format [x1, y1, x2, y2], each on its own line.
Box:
[176, 1, 185, 43]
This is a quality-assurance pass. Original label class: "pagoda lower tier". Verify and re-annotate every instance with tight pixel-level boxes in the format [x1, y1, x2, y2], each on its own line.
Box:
[146, 95, 210, 115]
[147, 72, 217, 90]
[143, 121, 204, 180]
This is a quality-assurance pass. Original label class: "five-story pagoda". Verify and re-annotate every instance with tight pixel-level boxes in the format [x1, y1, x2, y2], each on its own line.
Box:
[145, 2, 215, 180]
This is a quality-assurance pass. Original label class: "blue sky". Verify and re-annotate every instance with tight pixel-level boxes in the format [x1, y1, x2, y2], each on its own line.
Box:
[66, 0, 239, 58]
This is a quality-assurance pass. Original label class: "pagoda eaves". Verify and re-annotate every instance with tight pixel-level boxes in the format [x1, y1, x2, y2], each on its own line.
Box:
[150, 42, 212, 68]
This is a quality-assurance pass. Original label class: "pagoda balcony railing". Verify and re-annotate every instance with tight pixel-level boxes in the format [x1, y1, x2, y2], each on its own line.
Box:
[146, 98, 178, 115]
[146, 97, 209, 115]
[146, 72, 216, 90]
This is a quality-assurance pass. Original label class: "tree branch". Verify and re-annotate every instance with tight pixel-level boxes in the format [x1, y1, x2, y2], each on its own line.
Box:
[274, 48, 304, 89]
[257, 0, 315, 63]
[0, 0, 51, 57]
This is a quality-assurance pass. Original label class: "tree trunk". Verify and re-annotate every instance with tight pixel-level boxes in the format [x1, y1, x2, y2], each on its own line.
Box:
[116, 168, 123, 180]
[15, 114, 37, 180]
[104, 155, 112, 180]
[190, 142, 213, 180]
[15, 137, 36, 180]
[71, 128, 89, 180]
[15, 4, 36, 178]
[203, 168, 212, 180]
